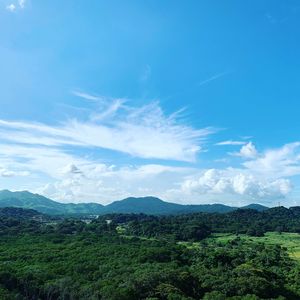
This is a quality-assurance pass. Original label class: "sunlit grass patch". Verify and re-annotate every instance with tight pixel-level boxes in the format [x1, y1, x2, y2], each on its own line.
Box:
[205, 232, 300, 262]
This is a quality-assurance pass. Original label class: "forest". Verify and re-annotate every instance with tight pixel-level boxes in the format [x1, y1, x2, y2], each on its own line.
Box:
[0, 207, 300, 299]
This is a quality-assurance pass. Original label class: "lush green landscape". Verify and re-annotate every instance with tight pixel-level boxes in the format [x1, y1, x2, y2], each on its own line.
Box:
[205, 232, 300, 262]
[1, 230, 300, 299]
[2, 0, 300, 299]
[0, 206, 299, 299]
[0, 190, 268, 216]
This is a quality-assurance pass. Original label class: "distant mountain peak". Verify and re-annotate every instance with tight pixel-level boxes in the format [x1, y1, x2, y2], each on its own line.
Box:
[241, 203, 269, 211]
[117, 196, 166, 204]
[0, 189, 276, 216]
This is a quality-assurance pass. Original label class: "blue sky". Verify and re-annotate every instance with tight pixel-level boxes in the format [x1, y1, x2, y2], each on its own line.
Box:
[0, 0, 300, 206]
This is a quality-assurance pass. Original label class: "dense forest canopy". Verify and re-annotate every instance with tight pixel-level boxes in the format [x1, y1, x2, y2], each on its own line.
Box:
[0, 207, 299, 299]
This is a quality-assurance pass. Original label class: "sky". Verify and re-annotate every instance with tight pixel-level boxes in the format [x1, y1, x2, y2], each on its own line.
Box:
[0, 0, 300, 206]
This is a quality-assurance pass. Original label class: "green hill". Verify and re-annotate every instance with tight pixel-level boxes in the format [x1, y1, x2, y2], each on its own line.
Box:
[103, 196, 237, 214]
[0, 190, 269, 215]
[0, 190, 104, 215]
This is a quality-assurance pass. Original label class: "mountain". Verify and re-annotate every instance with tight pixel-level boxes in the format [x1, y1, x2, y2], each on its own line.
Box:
[103, 197, 184, 215]
[0, 190, 270, 216]
[0, 190, 104, 215]
[241, 203, 269, 212]
[104, 197, 238, 215]
[0, 207, 46, 220]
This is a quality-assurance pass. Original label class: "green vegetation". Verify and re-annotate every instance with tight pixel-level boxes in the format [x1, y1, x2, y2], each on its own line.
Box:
[108, 207, 300, 240]
[207, 232, 300, 262]
[0, 190, 269, 216]
[0, 207, 299, 299]
[0, 190, 104, 215]
[1, 231, 300, 299]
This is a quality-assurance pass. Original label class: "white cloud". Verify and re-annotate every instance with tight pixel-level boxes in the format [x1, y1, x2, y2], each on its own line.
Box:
[18, 0, 25, 9]
[216, 140, 246, 146]
[244, 142, 300, 177]
[181, 169, 292, 200]
[36, 162, 193, 204]
[0, 139, 298, 205]
[198, 71, 230, 86]
[0, 143, 90, 179]
[0, 167, 29, 177]
[0, 97, 214, 203]
[72, 90, 103, 102]
[62, 164, 84, 175]
[240, 142, 258, 158]
[232, 142, 258, 159]
[5, 0, 26, 12]
[0, 140, 194, 203]
[89, 98, 126, 122]
[0, 100, 214, 162]
[1, 92, 300, 205]
[6, 4, 16, 11]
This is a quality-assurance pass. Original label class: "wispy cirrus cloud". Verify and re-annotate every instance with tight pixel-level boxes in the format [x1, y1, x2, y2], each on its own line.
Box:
[216, 140, 246, 146]
[1, 92, 299, 205]
[0, 94, 214, 202]
[71, 90, 103, 102]
[198, 71, 231, 86]
[0, 97, 214, 162]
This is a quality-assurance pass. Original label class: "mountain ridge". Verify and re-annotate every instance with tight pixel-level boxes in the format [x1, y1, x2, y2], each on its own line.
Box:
[0, 190, 269, 215]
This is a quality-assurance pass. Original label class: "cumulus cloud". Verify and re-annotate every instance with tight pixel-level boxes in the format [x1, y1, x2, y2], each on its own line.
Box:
[36, 162, 193, 203]
[240, 142, 258, 158]
[244, 142, 300, 177]
[0, 96, 212, 203]
[0, 138, 298, 204]
[232, 142, 258, 159]
[0, 140, 193, 203]
[1, 92, 300, 205]
[181, 169, 292, 200]
[0, 99, 214, 162]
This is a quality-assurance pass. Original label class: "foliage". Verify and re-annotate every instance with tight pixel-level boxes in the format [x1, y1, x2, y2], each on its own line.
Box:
[0, 208, 299, 299]
[0, 232, 299, 299]
[108, 207, 300, 239]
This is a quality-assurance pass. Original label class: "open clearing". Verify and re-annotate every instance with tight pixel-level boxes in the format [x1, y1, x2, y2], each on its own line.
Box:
[206, 232, 300, 262]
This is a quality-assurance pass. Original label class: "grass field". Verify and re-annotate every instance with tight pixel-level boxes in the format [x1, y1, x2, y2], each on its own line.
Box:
[206, 232, 300, 262]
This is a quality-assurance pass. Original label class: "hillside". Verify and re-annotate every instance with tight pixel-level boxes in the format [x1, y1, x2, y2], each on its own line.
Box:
[0, 190, 269, 215]
[0, 207, 46, 220]
[0, 190, 104, 215]
[241, 203, 269, 212]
